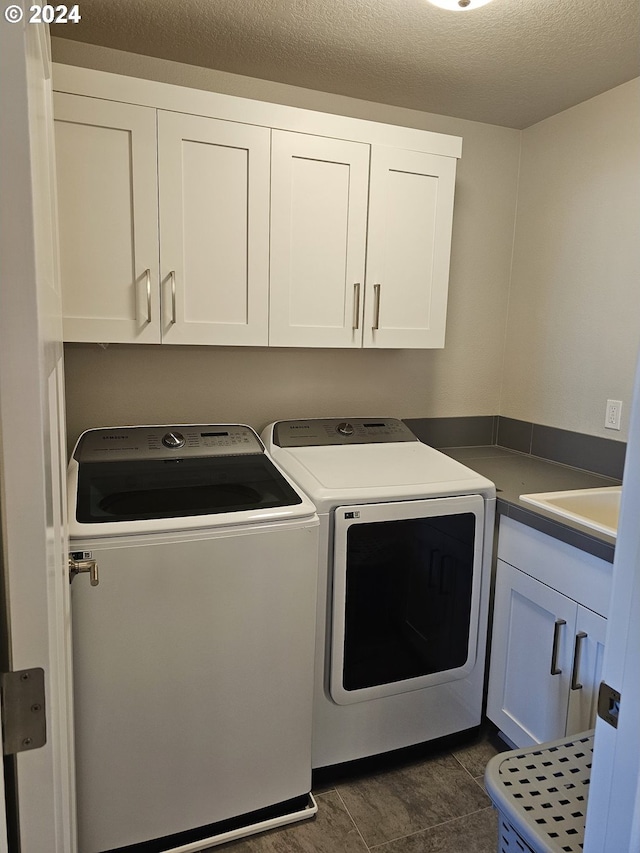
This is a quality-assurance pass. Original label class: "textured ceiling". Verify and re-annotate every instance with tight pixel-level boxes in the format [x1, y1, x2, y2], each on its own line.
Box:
[53, 0, 640, 128]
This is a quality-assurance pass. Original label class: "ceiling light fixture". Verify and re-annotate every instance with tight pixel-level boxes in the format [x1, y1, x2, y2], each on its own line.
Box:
[427, 0, 494, 10]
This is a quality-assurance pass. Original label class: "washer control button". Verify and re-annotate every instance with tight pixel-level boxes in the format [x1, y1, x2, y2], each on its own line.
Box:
[162, 431, 186, 449]
[336, 422, 354, 437]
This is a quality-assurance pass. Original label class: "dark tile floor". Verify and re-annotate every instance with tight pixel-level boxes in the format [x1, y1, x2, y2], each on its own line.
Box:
[214, 725, 506, 853]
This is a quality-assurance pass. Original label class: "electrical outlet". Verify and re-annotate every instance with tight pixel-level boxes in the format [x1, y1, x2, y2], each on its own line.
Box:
[605, 399, 622, 430]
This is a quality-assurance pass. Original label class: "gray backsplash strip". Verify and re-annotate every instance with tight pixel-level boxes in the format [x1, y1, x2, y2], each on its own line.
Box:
[496, 417, 533, 454]
[404, 416, 496, 449]
[404, 415, 626, 481]
[532, 423, 626, 480]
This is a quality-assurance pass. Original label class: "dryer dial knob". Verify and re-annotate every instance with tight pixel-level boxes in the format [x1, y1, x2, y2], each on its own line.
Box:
[162, 431, 186, 449]
[336, 422, 354, 436]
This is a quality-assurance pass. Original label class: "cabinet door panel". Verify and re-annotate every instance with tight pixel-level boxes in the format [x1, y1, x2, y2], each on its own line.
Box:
[487, 561, 576, 748]
[158, 112, 270, 346]
[54, 94, 160, 343]
[364, 147, 456, 349]
[269, 131, 369, 347]
[566, 606, 607, 735]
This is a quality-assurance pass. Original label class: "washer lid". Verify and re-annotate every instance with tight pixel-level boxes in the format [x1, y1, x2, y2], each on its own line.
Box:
[75, 454, 305, 525]
[269, 440, 495, 510]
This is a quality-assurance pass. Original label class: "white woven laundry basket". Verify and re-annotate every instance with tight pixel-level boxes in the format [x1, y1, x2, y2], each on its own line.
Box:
[484, 731, 594, 853]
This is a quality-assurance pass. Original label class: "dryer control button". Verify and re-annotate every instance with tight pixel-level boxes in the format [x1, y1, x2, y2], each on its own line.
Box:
[162, 431, 186, 449]
[336, 422, 354, 436]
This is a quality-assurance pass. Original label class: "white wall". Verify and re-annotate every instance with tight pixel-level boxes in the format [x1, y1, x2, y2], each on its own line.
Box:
[52, 39, 520, 451]
[501, 78, 640, 442]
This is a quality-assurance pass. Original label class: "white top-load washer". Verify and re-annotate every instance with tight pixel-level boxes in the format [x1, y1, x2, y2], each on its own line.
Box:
[262, 417, 496, 770]
[68, 424, 319, 853]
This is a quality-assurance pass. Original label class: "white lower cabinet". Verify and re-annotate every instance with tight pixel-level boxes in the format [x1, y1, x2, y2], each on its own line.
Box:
[487, 518, 610, 748]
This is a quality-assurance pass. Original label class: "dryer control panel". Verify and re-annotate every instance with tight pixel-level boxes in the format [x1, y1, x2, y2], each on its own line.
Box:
[274, 418, 418, 447]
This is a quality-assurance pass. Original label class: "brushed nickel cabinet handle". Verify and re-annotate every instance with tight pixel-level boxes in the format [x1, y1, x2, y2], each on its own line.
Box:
[550, 618, 566, 675]
[352, 283, 361, 330]
[169, 270, 176, 325]
[571, 631, 588, 690]
[145, 269, 152, 323]
[373, 283, 381, 330]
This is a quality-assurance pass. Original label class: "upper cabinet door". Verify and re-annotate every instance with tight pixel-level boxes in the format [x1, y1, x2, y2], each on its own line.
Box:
[363, 147, 457, 349]
[54, 94, 161, 343]
[269, 131, 369, 347]
[157, 112, 270, 346]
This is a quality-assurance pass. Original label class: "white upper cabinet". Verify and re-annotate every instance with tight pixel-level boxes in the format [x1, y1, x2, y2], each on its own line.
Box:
[54, 98, 270, 346]
[54, 94, 161, 343]
[158, 112, 270, 346]
[269, 136, 458, 349]
[269, 131, 369, 348]
[363, 147, 457, 349]
[53, 66, 461, 349]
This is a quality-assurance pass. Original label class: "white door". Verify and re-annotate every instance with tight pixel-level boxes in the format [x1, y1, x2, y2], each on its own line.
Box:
[269, 131, 369, 347]
[54, 93, 160, 343]
[0, 12, 75, 852]
[158, 111, 270, 346]
[584, 347, 640, 852]
[363, 147, 456, 349]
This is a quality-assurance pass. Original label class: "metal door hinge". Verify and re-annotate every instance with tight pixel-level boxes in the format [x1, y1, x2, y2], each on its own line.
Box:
[597, 681, 621, 729]
[1, 668, 47, 755]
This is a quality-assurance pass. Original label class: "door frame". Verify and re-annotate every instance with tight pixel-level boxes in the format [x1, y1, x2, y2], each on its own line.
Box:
[0, 10, 76, 851]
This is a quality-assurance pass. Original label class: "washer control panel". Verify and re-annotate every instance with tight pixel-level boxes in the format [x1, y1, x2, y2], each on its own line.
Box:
[74, 425, 264, 462]
[274, 418, 418, 447]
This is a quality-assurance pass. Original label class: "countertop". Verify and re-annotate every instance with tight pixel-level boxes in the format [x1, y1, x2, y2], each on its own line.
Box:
[441, 445, 619, 563]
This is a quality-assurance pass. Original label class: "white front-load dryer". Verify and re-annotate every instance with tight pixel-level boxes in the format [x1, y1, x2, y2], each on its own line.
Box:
[262, 417, 496, 770]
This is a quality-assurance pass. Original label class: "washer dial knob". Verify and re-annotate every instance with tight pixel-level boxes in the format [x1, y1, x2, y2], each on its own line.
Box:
[336, 422, 354, 437]
[162, 431, 186, 449]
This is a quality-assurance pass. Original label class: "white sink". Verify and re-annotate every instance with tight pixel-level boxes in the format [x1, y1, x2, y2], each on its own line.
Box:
[519, 486, 621, 538]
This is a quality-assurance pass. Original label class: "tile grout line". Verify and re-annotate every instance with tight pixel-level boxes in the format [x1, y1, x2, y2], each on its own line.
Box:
[334, 788, 372, 851]
[366, 805, 498, 851]
[451, 750, 482, 785]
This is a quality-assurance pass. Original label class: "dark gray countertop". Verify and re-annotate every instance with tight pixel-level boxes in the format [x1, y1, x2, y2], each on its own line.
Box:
[441, 445, 619, 563]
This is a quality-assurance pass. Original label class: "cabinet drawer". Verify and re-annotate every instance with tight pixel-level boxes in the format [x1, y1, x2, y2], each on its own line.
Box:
[497, 517, 612, 617]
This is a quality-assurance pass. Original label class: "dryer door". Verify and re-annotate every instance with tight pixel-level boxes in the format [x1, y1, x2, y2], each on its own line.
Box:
[330, 495, 485, 705]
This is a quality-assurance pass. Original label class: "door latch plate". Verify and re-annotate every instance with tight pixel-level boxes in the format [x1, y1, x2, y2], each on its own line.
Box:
[597, 681, 621, 729]
[1, 668, 47, 754]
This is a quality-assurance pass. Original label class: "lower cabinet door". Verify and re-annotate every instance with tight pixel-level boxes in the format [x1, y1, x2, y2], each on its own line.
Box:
[487, 560, 576, 748]
[565, 605, 607, 735]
